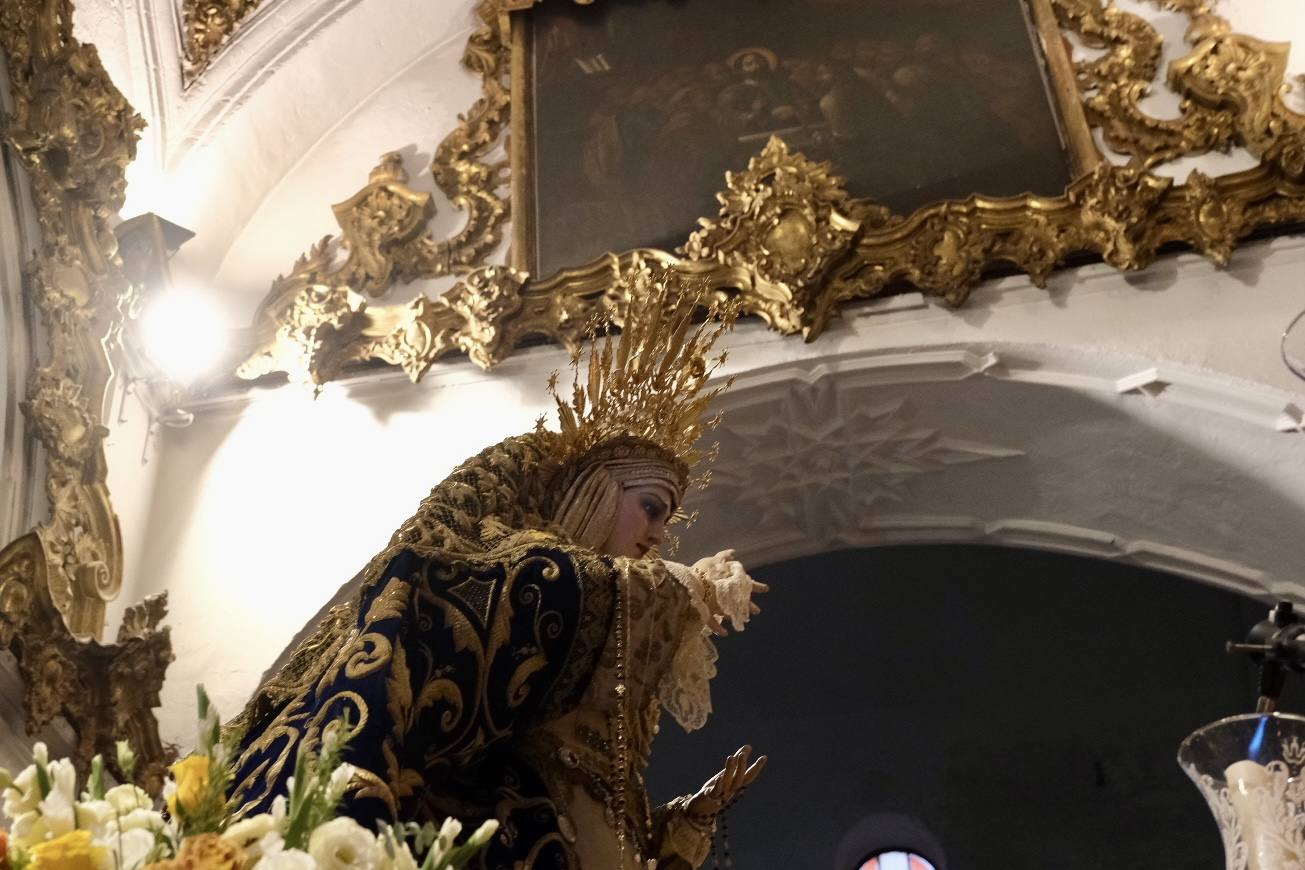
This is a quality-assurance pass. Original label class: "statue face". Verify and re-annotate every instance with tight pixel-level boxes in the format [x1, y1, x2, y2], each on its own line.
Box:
[600, 484, 677, 558]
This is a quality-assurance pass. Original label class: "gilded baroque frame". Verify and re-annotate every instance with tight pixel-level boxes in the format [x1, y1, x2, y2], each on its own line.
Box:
[235, 0, 1305, 390]
[507, 0, 1102, 278]
[0, 0, 174, 788]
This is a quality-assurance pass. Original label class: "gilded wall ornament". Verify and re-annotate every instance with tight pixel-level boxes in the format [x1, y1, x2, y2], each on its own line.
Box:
[0, 0, 174, 784]
[236, 0, 1305, 387]
[682, 137, 862, 336]
[181, 0, 262, 84]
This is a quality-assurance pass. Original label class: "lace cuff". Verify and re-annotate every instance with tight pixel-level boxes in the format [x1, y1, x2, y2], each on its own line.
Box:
[653, 795, 716, 869]
[691, 550, 755, 632]
[660, 561, 719, 731]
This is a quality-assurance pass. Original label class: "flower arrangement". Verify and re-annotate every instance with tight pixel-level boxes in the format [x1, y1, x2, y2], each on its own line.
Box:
[0, 688, 496, 870]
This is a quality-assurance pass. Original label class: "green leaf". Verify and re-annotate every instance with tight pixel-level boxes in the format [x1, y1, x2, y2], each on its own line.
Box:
[34, 758, 49, 800]
[88, 754, 105, 801]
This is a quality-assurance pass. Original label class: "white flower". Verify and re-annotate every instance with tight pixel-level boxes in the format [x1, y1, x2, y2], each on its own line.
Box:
[112, 827, 157, 870]
[308, 816, 380, 870]
[75, 798, 115, 837]
[223, 813, 283, 850]
[376, 831, 418, 870]
[258, 832, 286, 855]
[198, 703, 220, 755]
[34, 758, 77, 838]
[425, 817, 464, 868]
[105, 783, 153, 814]
[115, 740, 135, 773]
[4, 751, 45, 820]
[254, 833, 315, 870]
[321, 722, 344, 757]
[10, 811, 54, 848]
[109, 807, 168, 835]
[253, 847, 315, 870]
[435, 817, 462, 848]
[465, 819, 499, 848]
[221, 819, 282, 868]
[327, 763, 356, 803]
[6, 759, 79, 849]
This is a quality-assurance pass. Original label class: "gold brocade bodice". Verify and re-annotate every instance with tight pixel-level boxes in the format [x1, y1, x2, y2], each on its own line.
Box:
[519, 561, 696, 870]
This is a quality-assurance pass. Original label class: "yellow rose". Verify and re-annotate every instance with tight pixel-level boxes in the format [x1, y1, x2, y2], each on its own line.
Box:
[167, 755, 211, 819]
[29, 829, 107, 870]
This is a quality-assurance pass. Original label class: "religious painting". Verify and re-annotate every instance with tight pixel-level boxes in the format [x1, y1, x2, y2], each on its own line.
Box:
[515, 0, 1093, 279]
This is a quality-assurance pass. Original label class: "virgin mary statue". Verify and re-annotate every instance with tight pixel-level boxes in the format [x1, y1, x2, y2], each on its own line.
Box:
[226, 259, 767, 869]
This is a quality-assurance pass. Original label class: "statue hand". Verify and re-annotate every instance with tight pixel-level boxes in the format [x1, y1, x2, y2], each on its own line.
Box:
[684, 745, 766, 820]
[691, 551, 769, 632]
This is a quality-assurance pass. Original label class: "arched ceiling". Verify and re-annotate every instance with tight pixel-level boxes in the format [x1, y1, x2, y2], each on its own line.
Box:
[683, 340, 1305, 598]
[79, 0, 483, 324]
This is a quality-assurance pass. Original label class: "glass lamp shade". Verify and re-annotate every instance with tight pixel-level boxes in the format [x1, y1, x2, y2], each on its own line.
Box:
[1283, 309, 1305, 383]
[1179, 713, 1305, 869]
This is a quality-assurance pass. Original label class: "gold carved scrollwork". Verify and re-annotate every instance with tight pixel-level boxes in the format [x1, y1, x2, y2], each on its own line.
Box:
[181, 0, 262, 84]
[237, 0, 1305, 386]
[330, 263, 532, 382]
[682, 137, 862, 336]
[238, 0, 514, 386]
[0, 0, 173, 784]
[1067, 163, 1173, 270]
[331, 154, 439, 297]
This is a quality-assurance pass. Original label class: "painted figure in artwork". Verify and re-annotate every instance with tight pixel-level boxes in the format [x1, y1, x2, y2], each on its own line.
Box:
[227, 259, 767, 869]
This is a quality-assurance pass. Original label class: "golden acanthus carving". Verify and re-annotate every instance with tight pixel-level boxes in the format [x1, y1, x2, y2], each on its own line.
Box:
[236, 0, 1305, 386]
[1055, 0, 1305, 178]
[0, 0, 174, 785]
[181, 0, 262, 84]
[238, 0, 514, 385]
[682, 137, 863, 336]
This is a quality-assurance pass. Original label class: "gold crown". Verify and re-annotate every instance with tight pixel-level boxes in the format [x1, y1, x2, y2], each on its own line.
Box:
[537, 255, 738, 488]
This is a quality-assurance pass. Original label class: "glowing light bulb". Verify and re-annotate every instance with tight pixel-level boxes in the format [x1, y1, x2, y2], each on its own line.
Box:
[139, 288, 226, 384]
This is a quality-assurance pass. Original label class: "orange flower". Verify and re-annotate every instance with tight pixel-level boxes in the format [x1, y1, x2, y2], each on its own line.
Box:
[0, 829, 10, 870]
[141, 834, 246, 870]
[140, 861, 186, 870]
[176, 834, 244, 870]
[167, 755, 212, 818]
[28, 830, 106, 870]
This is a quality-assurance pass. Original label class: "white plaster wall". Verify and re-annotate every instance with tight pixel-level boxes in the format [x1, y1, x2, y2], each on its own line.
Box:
[205, 27, 483, 321]
[102, 380, 166, 633]
[108, 0, 481, 305]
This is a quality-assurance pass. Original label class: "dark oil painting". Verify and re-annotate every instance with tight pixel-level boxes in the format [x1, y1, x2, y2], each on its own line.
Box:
[528, 0, 1075, 278]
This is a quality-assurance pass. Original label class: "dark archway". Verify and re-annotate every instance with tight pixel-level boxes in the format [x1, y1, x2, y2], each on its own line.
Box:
[648, 545, 1282, 869]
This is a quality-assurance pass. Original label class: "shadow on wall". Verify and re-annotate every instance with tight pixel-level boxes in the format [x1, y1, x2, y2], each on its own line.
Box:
[647, 544, 1277, 870]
